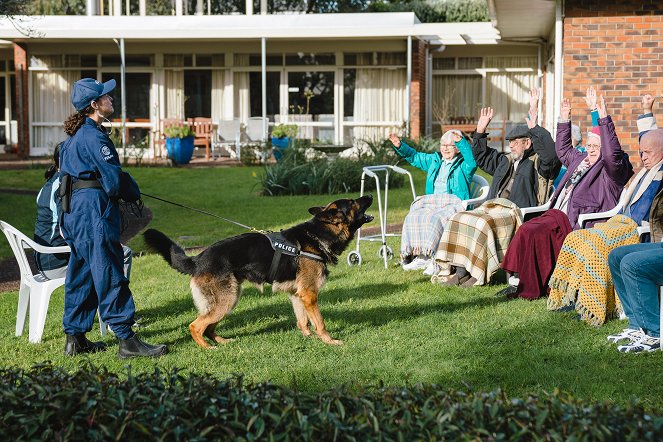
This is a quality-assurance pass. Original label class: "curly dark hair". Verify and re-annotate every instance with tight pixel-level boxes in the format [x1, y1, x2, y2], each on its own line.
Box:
[63, 105, 94, 136]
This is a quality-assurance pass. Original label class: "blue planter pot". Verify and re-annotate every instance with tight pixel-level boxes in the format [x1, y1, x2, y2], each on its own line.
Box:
[271, 136, 291, 161]
[166, 136, 195, 165]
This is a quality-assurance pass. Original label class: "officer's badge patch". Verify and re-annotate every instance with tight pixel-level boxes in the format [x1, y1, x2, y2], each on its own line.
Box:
[101, 145, 113, 161]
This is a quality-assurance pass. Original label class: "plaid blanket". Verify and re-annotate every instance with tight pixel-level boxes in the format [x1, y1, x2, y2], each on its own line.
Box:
[400, 194, 466, 259]
[434, 198, 523, 285]
[548, 215, 639, 326]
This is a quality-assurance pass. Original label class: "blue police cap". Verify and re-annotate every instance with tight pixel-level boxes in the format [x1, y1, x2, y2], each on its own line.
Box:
[71, 78, 116, 112]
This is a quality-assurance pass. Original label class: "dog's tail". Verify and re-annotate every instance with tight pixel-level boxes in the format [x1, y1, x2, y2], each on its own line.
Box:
[143, 229, 196, 275]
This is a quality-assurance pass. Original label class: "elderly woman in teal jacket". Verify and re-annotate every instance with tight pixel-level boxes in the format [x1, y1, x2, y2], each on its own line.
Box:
[389, 130, 477, 275]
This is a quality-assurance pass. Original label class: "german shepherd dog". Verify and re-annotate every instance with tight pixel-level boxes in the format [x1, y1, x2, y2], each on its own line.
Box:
[143, 195, 373, 348]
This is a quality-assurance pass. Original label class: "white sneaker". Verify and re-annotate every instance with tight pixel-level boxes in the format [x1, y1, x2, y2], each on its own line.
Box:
[606, 328, 643, 344]
[422, 260, 439, 276]
[617, 333, 660, 353]
[402, 257, 430, 271]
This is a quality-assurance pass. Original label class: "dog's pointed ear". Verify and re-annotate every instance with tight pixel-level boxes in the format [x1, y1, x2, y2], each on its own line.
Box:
[308, 206, 325, 215]
[310, 206, 341, 223]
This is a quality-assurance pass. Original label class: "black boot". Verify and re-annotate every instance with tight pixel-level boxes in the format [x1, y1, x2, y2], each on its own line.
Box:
[64, 333, 107, 356]
[118, 334, 168, 359]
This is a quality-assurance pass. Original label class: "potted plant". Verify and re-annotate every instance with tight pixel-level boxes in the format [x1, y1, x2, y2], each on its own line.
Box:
[271, 124, 298, 161]
[164, 125, 195, 165]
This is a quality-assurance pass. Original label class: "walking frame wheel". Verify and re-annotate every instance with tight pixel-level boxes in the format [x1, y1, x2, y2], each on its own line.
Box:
[377, 245, 393, 260]
[347, 251, 362, 266]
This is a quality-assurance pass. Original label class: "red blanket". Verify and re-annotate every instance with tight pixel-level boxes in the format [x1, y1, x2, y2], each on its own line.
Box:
[501, 209, 573, 300]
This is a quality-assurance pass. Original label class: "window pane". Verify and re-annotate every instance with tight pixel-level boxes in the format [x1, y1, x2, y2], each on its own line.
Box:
[81, 55, 97, 67]
[285, 53, 335, 66]
[81, 70, 97, 80]
[64, 55, 80, 67]
[0, 77, 5, 144]
[184, 70, 212, 118]
[10, 75, 16, 120]
[345, 52, 373, 66]
[249, 54, 282, 66]
[102, 72, 151, 120]
[377, 52, 405, 65]
[249, 71, 280, 118]
[288, 71, 334, 116]
[101, 55, 152, 67]
[432, 74, 482, 122]
[433, 58, 455, 70]
[458, 57, 482, 69]
[344, 69, 355, 118]
[195, 55, 212, 67]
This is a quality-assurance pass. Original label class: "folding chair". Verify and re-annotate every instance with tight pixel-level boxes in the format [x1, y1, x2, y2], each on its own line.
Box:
[0, 221, 107, 343]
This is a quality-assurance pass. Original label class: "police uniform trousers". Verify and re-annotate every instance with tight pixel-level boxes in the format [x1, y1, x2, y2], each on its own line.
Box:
[60, 188, 135, 339]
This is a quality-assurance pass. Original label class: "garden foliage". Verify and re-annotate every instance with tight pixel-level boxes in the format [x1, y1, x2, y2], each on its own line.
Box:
[1, 363, 661, 441]
[258, 138, 407, 196]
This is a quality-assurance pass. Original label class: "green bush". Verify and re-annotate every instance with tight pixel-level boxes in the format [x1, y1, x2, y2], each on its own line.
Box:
[271, 124, 298, 139]
[164, 125, 194, 139]
[259, 146, 404, 196]
[1, 363, 662, 441]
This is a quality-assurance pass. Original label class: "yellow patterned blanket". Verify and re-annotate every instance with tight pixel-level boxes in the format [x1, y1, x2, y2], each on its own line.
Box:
[547, 215, 639, 326]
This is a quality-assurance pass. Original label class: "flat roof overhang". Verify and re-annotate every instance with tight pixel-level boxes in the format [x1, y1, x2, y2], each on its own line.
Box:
[0, 13, 500, 45]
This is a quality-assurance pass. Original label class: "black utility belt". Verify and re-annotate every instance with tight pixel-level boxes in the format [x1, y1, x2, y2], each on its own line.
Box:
[72, 179, 102, 190]
[59, 174, 103, 213]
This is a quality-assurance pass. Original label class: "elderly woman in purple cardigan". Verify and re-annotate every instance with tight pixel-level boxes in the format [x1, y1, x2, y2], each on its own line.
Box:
[499, 91, 634, 300]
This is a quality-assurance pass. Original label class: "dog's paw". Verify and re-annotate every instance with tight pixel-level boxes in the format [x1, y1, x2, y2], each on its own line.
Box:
[321, 336, 344, 345]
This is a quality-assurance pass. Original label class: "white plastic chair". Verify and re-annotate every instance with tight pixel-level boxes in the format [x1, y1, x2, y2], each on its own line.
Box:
[461, 175, 490, 210]
[577, 189, 628, 228]
[215, 119, 241, 159]
[246, 117, 267, 142]
[0, 220, 107, 343]
[519, 200, 552, 219]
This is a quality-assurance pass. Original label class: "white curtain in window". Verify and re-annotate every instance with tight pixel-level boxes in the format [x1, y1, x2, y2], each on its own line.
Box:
[233, 55, 250, 124]
[431, 75, 482, 123]
[486, 56, 537, 122]
[31, 56, 79, 150]
[164, 55, 184, 119]
[352, 68, 406, 144]
[211, 70, 224, 122]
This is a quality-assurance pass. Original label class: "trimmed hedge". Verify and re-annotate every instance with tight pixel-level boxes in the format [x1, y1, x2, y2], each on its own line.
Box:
[1, 363, 662, 441]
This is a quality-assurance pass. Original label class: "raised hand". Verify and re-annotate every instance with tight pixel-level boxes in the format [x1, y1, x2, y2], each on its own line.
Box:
[450, 129, 462, 142]
[560, 98, 572, 121]
[476, 107, 494, 133]
[526, 105, 538, 129]
[642, 94, 655, 114]
[388, 133, 401, 148]
[584, 86, 597, 110]
[597, 94, 607, 119]
[529, 87, 541, 110]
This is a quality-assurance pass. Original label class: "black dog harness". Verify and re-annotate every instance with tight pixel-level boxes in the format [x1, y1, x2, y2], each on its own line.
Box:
[265, 232, 324, 283]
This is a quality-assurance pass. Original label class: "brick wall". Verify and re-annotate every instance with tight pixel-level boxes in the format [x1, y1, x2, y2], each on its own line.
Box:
[410, 39, 427, 140]
[563, 0, 663, 161]
[13, 43, 29, 158]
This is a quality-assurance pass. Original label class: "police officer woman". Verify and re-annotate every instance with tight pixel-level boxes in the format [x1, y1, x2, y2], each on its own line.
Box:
[59, 78, 166, 358]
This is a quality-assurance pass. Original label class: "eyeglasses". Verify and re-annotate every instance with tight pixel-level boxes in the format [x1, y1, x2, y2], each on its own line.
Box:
[586, 143, 600, 149]
[440, 144, 456, 149]
[508, 138, 528, 144]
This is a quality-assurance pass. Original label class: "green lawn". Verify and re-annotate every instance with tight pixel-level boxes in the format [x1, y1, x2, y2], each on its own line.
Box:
[0, 165, 661, 410]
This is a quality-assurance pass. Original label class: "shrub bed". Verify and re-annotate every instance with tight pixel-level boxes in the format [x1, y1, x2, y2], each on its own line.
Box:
[258, 139, 409, 196]
[1, 363, 662, 441]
